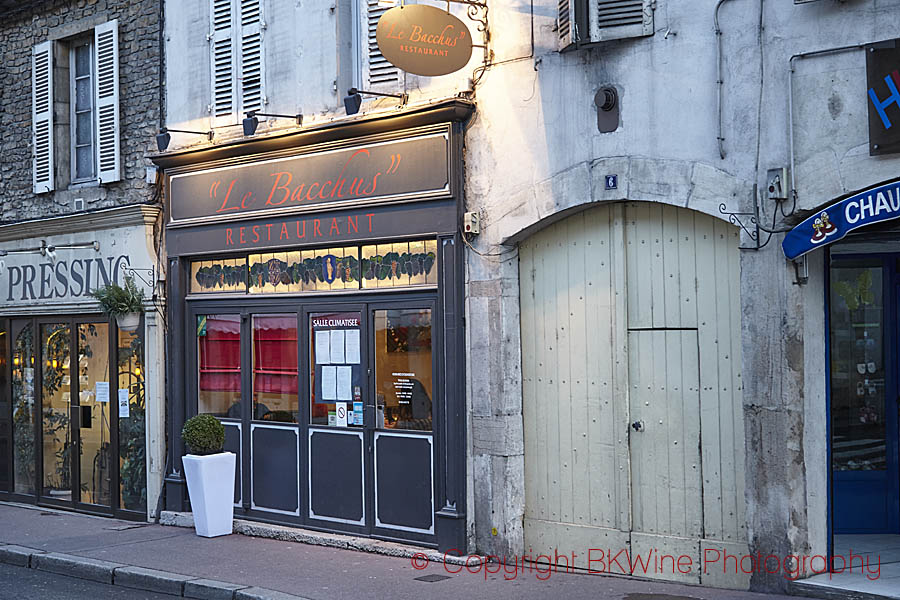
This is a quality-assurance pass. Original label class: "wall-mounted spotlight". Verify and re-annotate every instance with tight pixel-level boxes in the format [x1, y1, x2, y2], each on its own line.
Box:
[242, 111, 303, 136]
[156, 127, 214, 151]
[343, 88, 409, 116]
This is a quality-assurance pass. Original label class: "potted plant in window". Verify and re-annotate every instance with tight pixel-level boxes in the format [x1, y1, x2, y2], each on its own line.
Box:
[181, 414, 235, 537]
[89, 275, 145, 331]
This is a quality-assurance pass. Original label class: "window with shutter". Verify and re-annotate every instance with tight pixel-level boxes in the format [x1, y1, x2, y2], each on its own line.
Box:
[210, 0, 266, 125]
[558, 0, 577, 51]
[588, 0, 653, 43]
[210, 0, 236, 125]
[239, 0, 264, 114]
[365, 0, 399, 88]
[94, 20, 120, 183]
[32, 41, 54, 193]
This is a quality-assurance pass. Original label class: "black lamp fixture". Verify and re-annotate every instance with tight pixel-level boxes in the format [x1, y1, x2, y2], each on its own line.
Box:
[343, 88, 409, 116]
[242, 111, 303, 136]
[156, 127, 214, 151]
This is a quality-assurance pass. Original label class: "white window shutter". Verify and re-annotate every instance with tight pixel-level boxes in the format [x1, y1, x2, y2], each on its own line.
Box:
[239, 0, 264, 114]
[32, 41, 54, 193]
[589, 0, 654, 43]
[365, 0, 399, 88]
[94, 20, 121, 183]
[557, 0, 577, 51]
[210, 0, 236, 125]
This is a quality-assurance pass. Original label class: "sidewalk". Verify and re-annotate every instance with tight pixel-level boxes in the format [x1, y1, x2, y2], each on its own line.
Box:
[0, 502, 802, 600]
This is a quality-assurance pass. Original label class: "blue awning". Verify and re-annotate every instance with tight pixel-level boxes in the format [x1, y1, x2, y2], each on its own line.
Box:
[782, 180, 900, 259]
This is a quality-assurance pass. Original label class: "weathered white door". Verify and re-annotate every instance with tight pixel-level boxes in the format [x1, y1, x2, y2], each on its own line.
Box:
[520, 202, 746, 587]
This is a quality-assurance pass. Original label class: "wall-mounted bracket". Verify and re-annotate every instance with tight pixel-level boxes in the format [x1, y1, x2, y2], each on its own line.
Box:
[444, 0, 491, 86]
[719, 202, 759, 247]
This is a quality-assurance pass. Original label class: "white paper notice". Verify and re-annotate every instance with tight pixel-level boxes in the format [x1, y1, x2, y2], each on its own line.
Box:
[337, 366, 352, 401]
[315, 331, 331, 364]
[321, 366, 337, 401]
[335, 402, 348, 427]
[330, 330, 345, 364]
[345, 329, 361, 364]
[95, 381, 110, 403]
[118, 389, 130, 418]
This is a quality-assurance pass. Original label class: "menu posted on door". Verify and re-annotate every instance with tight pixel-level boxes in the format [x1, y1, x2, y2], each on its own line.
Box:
[312, 312, 363, 425]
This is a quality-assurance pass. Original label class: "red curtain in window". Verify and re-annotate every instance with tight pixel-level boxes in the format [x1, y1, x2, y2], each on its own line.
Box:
[198, 315, 241, 392]
[253, 316, 298, 394]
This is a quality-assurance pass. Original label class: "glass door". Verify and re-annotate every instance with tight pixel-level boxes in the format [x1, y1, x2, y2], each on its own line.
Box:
[829, 259, 900, 533]
[38, 319, 114, 514]
[304, 305, 367, 531]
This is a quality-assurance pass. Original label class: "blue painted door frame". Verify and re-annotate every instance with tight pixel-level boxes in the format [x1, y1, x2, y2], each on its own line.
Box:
[828, 252, 900, 537]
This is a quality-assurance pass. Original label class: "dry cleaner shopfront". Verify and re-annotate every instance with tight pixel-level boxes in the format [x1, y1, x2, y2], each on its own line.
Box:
[155, 102, 471, 550]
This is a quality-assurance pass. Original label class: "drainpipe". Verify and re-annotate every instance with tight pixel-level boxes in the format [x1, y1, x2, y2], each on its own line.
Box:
[714, 0, 732, 160]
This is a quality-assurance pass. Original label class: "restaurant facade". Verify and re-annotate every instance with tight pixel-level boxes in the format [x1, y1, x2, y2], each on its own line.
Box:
[154, 102, 473, 550]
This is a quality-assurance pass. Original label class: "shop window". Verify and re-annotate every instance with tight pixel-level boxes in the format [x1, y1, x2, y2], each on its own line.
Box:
[248, 247, 360, 294]
[0, 323, 7, 492]
[252, 315, 298, 422]
[309, 311, 363, 426]
[374, 309, 432, 431]
[41, 323, 72, 499]
[197, 315, 241, 418]
[12, 323, 36, 496]
[118, 325, 146, 513]
[830, 264, 885, 472]
[361, 240, 437, 289]
[190, 258, 247, 293]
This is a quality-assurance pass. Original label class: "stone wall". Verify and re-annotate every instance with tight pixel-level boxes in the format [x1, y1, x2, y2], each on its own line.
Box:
[0, 0, 160, 224]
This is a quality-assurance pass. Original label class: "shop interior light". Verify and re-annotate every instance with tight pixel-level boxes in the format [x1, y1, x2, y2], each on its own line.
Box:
[242, 111, 303, 136]
[343, 88, 408, 115]
[156, 127, 214, 151]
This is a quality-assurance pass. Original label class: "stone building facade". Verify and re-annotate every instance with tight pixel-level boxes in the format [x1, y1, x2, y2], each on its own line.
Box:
[0, 0, 165, 522]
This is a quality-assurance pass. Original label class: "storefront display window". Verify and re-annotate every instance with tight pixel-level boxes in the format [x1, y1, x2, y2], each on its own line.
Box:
[118, 326, 146, 513]
[191, 258, 247, 293]
[41, 323, 72, 499]
[361, 240, 437, 288]
[12, 323, 35, 496]
[309, 311, 363, 426]
[252, 314, 298, 422]
[374, 309, 433, 431]
[198, 314, 241, 418]
[830, 264, 885, 471]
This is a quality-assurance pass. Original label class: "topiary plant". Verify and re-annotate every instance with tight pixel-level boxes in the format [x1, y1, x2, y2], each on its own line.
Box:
[181, 414, 225, 456]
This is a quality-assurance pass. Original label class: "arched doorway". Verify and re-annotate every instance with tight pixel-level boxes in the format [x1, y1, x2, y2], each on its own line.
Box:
[519, 202, 747, 587]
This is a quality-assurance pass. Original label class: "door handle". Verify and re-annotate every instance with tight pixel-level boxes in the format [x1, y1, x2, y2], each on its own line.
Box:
[631, 420, 644, 432]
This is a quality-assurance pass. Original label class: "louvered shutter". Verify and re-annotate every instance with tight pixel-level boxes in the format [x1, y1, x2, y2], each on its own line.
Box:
[365, 0, 399, 88]
[588, 0, 653, 43]
[239, 0, 264, 114]
[558, 0, 577, 51]
[32, 41, 54, 193]
[210, 0, 236, 125]
[94, 20, 120, 183]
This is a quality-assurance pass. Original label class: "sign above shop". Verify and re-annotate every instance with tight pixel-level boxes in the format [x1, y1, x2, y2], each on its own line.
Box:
[782, 180, 900, 259]
[168, 131, 450, 226]
[866, 39, 900, 156]
[376, 5, 473, 77]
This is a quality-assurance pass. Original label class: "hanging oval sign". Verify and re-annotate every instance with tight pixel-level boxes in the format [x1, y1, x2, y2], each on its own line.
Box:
[376, 4, 473, 77]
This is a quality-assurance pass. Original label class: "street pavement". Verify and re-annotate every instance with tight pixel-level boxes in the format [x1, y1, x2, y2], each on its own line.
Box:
[0, 562, 174, 599]
[0, 502, 802, 600]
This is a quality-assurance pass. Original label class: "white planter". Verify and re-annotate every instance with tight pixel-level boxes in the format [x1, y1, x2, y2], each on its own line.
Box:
[182, 452, 235, 537]
[116, 312, 141, 331]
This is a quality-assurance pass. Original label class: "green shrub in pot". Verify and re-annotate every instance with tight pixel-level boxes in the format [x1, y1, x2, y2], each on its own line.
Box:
[181, 414, 225, 456]
[89, 274, 145, 317]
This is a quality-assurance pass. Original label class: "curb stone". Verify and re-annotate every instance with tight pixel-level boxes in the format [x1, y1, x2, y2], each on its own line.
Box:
[32, 552, 126, 584]
[114, 565, 196, 596]
[0, 544, 45, 567]
[234, 587, 313, 600]
[184, 578, 249, 600]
